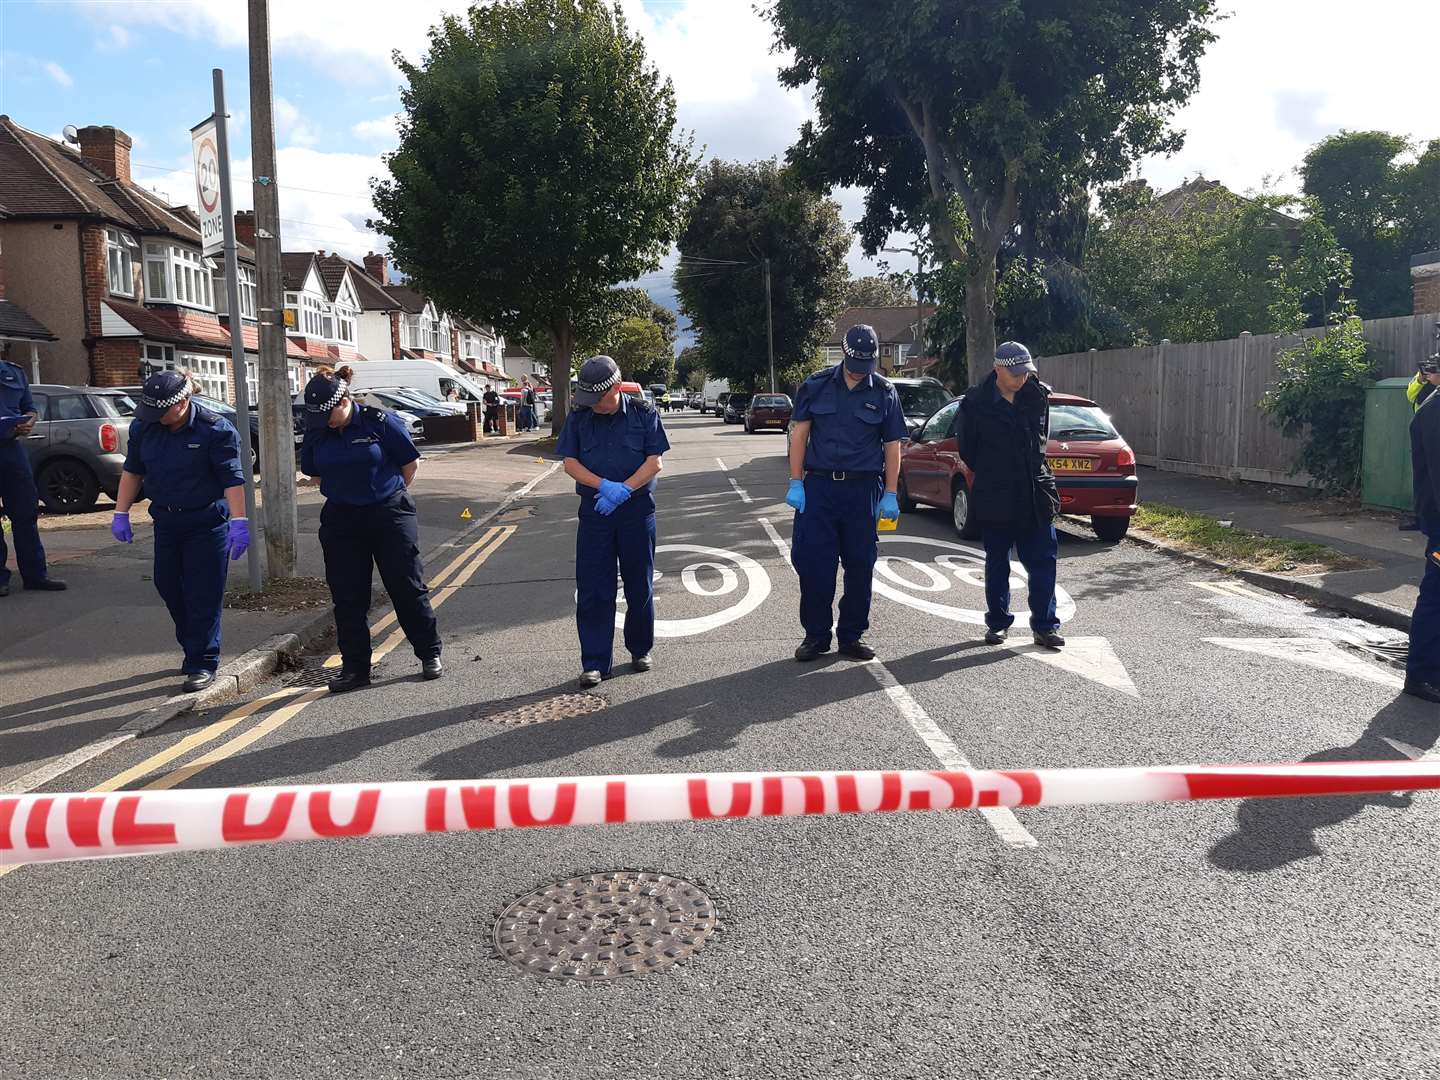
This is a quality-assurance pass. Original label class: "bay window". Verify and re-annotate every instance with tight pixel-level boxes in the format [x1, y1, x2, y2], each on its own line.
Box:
[143, 242, 214, 310]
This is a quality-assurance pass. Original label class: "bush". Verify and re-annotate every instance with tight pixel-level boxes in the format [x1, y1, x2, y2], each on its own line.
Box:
[1261, 316, 1376, 493]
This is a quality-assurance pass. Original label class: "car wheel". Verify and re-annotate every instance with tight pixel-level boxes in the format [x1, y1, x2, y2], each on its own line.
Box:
[1092, 515, 1131, 542]
[250, 438, 260, 473]
[37, 458, 100, 514]
[897, 475, 916, 513]
[951, 482, 981, 540]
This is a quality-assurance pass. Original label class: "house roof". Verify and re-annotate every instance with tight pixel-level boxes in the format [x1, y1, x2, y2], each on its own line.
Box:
[0, 116, 204, 244]
[281, 252, 317, 292]
[302, 252, 399, 311]
[104, 299, 308, 359]
[0, 299, 56, 341]
[383, 284, 431, 315]
[503, 343, 533, 360]
[1155, 177, 1300, 233]
[825, 305, 937, 347]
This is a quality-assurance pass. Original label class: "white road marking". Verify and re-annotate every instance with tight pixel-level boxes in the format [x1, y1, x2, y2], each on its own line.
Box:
[756, 515, 1039, 849]
[517, 459, 562, 498]
[872, 536, 1077, 626]
[728, 478, 752, 504]
[1204, 637, 1404, 689]
[715, 457, 729, 471]
[1188, 580, 1396, 647]
[1011, 637, 1140, 699]
[613, 544, 771, 637]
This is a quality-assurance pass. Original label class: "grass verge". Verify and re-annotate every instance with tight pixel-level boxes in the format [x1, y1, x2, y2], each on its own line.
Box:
[1130, 502, 1368, 575]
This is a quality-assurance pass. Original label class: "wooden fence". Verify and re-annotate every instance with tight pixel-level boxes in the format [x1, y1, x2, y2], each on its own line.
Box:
[1039, 314, 1437, 486]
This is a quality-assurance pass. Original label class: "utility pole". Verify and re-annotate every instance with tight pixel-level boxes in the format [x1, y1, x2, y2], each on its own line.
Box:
[763, 257, 776, 393]
[211, 68, 262, 592]
[247, 0, 297, 577]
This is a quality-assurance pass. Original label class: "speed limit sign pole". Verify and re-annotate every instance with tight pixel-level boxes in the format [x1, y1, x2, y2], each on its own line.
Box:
[192, 71, 263, 591]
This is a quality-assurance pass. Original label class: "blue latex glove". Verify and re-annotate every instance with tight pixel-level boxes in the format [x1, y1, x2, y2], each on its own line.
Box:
[226, 517, 250, 561]
[111, 512, 133, 544]
[877, 492, 900, 523]
[597, 479, 632, 507]
[595, 494, 620, 517]
[785, 479, 806, 513]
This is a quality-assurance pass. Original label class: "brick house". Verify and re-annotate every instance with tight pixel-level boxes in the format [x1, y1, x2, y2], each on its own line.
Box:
[1413, 251, 1440, 316]
[502, 342, 549, 387]
[823, 305, 938, 375]
[0, 116, 309, 398]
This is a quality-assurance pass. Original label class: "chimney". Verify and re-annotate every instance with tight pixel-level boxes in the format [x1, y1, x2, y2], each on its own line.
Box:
[76, 125, 133, 183]
[363, 251, 388, 284]
[234, 211, 256, 248]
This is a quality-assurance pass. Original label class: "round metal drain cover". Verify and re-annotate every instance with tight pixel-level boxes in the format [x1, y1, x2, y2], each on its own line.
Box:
[494, 871, 718, 980]
[476, 691, 607, 726]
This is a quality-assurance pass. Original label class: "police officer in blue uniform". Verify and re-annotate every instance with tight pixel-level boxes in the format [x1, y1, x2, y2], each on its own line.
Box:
[111, 370, 248, 692]
[1404, 353, 1440, 702]
[0, 356, 66, 596]
[301, 365, 443, 693]
[557, 355, 670, 687]
[784, 324, 905, 661]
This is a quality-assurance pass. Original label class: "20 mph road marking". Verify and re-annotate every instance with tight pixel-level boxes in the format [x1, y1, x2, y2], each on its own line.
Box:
[756, 515, 1039, 849]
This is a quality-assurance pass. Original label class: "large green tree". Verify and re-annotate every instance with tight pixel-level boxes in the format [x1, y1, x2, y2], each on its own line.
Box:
[371, 0, 695, 431]
[843, 275, 915, 308]
[675, 160, 850, 392]
[768, 0, 1220, 386]
[605, 316, 672, 385]
[1302, 131, 1440, 319]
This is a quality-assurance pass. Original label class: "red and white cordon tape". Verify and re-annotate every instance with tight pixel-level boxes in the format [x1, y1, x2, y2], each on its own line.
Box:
[4, 762, 1438, 867]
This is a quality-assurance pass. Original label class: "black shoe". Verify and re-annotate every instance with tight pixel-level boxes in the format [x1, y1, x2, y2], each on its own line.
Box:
[631, 653, 653, 672]
[23, 579, 66, 591]
[984, 627, 1008, 646]
[182, 671, 216, 693]
[0, 582, 8, 597]
[329, 668, 372, 694]
[1401, 519, 1421, 532]
[1033, 630, 1066, 649]
[421, 657, 444, 680]
[794, 637, 832, 662]
[1403, 680, 1440, 703]
[838, 639, 877, 661]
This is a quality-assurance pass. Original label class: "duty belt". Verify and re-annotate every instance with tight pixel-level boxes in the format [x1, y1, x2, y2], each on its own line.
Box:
[807, 470, 879, 482]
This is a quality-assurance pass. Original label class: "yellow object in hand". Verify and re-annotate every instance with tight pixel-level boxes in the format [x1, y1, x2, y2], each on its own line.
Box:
[876, 517, 898, 533]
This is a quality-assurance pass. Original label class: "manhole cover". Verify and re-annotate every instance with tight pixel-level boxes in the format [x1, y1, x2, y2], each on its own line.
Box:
[494, 871, 719, 980]
[475, 691, 607, 726]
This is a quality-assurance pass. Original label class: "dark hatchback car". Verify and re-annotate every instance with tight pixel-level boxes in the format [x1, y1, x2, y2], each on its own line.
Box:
[21, 385, 135, 513]
[744, 393, 792, 433]
[890, 376, 954, 439]
[723, 393, 753, 424]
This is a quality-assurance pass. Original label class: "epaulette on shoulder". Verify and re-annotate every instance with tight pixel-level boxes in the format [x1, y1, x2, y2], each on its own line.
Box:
[359, 404, 388, 423]
[191, 403, 220, 425]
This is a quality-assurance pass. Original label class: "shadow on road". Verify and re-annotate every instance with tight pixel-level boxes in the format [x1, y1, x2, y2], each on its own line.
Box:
[1208, 694, 1440, 872]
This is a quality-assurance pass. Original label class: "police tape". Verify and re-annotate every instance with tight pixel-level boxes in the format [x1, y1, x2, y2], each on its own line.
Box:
[4, 761, 1439, 867]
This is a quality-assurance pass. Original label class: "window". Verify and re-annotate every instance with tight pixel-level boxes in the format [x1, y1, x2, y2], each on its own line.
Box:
[284, 292, 300, 333]
[335, 306, 356, 344]
[918, 400, 960, 443]
[238, 266, 257, 320]
[320, 304, 334, 340]
[245, 359, 258, 405]
[1048, 403, 1119, 441]
[106, 229, 136, 297]
[142, 343, 226, 402]
[302, 294, 325, 337]
[823, 346, 843, 364]
[143, 342, 176, 371]
[142, 242, 213, 309]
[896, 382, 952, 421]
[48, 395, 96, 421]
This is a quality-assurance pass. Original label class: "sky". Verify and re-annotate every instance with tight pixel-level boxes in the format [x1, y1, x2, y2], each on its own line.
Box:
[1, 0, 1437, 338]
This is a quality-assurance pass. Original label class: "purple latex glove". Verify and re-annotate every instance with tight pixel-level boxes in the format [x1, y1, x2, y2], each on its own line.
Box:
[111, 512, 133, 544]
[226, 517, 250, 561]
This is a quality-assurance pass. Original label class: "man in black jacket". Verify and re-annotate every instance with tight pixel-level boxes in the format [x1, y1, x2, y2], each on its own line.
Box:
[957, 341, 1064, 649]
[1405, 356, 1440, 701]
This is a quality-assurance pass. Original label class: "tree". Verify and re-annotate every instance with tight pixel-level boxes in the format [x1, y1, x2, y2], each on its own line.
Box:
[371, 0, 695, 432]
[606, 316, 672, 385]
[769, 0, 1220, 386]
[1302, 131, 1440, 320]
[675, 345, 705, 389]
[674, 159, 850, 392]
[843, 275, 914, 308]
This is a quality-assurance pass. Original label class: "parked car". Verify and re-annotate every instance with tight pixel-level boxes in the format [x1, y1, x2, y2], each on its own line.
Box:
[642, 390, 656, 408]
[357, 388, 457, 425]
[346, 357, 489, 408]
[647, 384, 673, 411]
[367, 385, 465, 415]
[723, 393, 753, 424]
[20, 385, 135, 513]
[890, 376, 954, 439]
[898, 392, 1138, 540]
[713, 392, 732, 417]
[116, 387, 306, 470]
[744, 393, 793, 433]
[686, 391, 703, 409]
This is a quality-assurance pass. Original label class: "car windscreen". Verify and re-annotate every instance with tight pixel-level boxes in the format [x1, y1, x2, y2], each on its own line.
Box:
[1049, 403, 1119, 441]
[896, 383, 951, 418]
[752, 395, 790, 407]
[728, 395, 752, 407]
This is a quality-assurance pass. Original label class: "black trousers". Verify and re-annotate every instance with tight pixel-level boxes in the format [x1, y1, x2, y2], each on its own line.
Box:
[318, 491, 441, 671]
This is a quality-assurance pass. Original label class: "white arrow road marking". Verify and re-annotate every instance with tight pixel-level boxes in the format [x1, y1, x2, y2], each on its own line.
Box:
[1010, 637, 1140, 698]
[1204, 637, 1404, 689]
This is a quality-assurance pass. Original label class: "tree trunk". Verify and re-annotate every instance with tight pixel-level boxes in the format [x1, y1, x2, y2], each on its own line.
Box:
[964, 252, 998, 389]
[549, 318, 576, 436]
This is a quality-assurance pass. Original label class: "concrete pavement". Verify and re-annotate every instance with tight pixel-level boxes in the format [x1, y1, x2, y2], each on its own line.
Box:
[1, 415, 1435, 1079]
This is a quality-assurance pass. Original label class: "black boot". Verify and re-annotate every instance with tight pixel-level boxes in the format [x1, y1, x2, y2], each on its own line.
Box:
[793, 637, 832, 662]
[838, 638, 877, 661]
[421, 657, 444, 680]
[329, 667, 372, 693]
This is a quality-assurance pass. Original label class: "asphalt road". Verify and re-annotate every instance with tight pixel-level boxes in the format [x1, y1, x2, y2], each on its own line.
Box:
[3, 412, 1437, 1080]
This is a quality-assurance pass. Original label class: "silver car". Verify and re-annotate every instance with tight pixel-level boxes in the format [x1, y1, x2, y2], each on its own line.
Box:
[22, 385, 135, 513]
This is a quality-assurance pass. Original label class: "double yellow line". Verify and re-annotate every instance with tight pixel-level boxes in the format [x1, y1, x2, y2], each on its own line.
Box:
[0, 524, 516, 879]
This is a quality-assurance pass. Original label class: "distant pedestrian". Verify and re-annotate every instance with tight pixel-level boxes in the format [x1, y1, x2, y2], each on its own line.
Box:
[446, 385, 461, 403]
[521, 378, 538, 432]
[301, 365, 443, 693]
[483, 383, 501, 435]
[558, 355, 669, 687]
[784, 324, 905, 663]
[0, 355, 66, 597]
[957, 341, 1065, 650]
[110, 370, 247, 692]
[1404, 355, 1440, 702]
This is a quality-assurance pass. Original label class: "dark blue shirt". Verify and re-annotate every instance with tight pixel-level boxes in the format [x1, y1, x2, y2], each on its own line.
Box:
[556, 396, 670, 516]
[123, 404, 246, 507]
[0, 361, 36, 441]
[792, 364, 907, 473]
[301, 405, 419, 506]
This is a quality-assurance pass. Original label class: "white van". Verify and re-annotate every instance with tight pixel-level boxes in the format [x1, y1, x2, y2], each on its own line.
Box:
[345, 358, 493, 407]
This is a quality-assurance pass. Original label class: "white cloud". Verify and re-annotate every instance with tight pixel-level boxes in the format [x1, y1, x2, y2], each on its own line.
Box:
[43, 62, 73, 88]
[273, 97, 320, 148]
[352, 115, 399, 146]
[95, 25, 134, 53]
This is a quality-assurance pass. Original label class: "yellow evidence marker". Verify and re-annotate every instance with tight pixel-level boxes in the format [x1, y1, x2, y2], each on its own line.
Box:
[460, 507, 473, 520]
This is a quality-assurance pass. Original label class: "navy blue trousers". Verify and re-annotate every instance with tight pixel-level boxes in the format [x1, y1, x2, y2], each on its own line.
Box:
[982, 522, 1060, 634]
[575, 506, 656, 675]
[793, 473, 880, 645]
[0, 439, 48, 587]
[152, 503, 229, 674]
[319, 491, 441, 672]
[1407, 524, 1440, 686]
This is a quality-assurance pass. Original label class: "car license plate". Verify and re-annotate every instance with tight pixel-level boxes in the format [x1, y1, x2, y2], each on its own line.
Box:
[1051, 457, 1095, 472]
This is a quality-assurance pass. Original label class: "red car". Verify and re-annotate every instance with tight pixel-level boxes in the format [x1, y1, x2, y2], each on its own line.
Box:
[744, 393, 793, 433]
[898, 392, 1138, 541]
